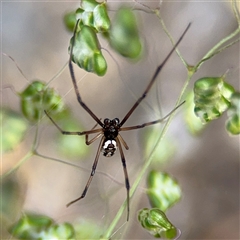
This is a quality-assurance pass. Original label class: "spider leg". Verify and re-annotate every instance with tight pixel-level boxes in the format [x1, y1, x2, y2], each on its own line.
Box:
[118, 133, 129, 150]
[69, 19, 103, 127]
[86, 133, 103, 145]
[119, 23, 191, 127]
[86, 120, 103, 145]
[66, 136, 105, 207]
[116, 137, 130, 221]
[120, 101, 185, 131]
[44, 110, 102, 136]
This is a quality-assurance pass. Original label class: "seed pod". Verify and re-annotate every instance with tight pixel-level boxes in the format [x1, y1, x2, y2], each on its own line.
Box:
[147, 171, 181, 212]
[194, 77, 235, 123]
[9, 213, 75, 239]
[20, 81, 65, 123]
[93, 3, 110, 32]
[109, 6, 142, 58]
[138, 208, 179, 239]
[226, 92, 240, 135]
[70, 24, 107, 76]
[64, 11, 77, 32]
[75, 1, 110, 32]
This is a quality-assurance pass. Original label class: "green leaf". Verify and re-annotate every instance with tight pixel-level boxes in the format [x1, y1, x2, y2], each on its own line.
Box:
[70, 24, 107, 76]
[109, 6, 142, 58]
[138, 208, 179, 239]
[1, 108, 28, 153]
[226, 92, 240, 135]
[147, 171, 181, 212]
[194, 77, 235, 123]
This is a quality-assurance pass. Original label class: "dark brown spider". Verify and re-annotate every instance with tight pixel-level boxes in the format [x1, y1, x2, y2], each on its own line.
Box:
[45, 21, 191, 221]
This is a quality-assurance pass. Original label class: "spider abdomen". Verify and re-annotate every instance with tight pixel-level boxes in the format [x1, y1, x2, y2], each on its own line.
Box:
[102, 139, 118, 157]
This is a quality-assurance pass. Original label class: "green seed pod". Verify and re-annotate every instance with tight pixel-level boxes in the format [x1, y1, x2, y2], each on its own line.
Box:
[138, 208, 178, 239]
[9, 213, 75, 239]
[20, 81, 45, 122]
[76, 1, 110, 32]
[147, 171, 181, 212]
[70, 25, 107, 76]
[226, 92, 240, 135]
[93, 3, 110, 32]
[20, 81, 65, 123]
[81, 0, 98, 11]
[45, 223, 75, 239]
[184, 91, 206, 135]
[109, 6, 142, 58]
[194, 77, 235, 123]
[9, 213, 53, 239]
[76, 8, 94, 28]
[64, 11, 77, 32]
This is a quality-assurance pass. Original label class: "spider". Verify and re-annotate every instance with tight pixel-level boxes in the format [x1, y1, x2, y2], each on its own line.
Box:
[45, 21, 191, 221]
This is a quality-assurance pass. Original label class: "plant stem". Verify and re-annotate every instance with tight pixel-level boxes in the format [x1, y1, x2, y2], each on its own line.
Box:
[194, 27, 240, 71]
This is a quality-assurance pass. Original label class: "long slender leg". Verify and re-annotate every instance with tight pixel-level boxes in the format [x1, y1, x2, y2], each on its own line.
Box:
[69, 19, 103, 127]
[86, 120, 102, 145]
[116, 137, 130, 221]
[120, 101, 185, 132]
[119, 23, 191, 127]
[44, 110, 102, 136]
[86, 133, 103, 145]
[118, 133, 129, 150]
[66, 136, 105, 207]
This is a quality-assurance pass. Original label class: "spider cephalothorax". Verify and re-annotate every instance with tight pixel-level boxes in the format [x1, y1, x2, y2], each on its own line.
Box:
[103, 118, 119, 137]
[45, 20, 191, 220]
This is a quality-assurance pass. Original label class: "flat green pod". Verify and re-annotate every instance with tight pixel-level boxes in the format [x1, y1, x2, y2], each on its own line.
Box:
[226, 92, 240, 135]
[138, 208, 178, 239]
[109, 6, 142, 58]
[70, 24, 107, 76]
[147, 171, 181, 212]
[20, 81, 65, 123]
[9, 213, 75, 240]
[194, 77, 235, 123]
